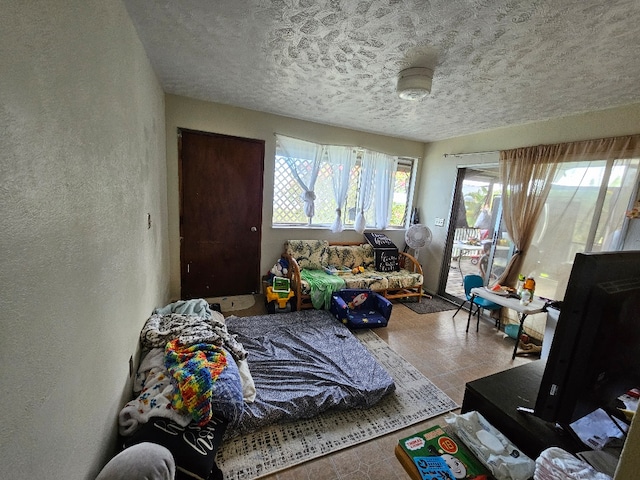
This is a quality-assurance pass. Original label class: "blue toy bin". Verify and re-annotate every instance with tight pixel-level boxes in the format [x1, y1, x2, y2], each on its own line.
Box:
[330, 289, 392, 328]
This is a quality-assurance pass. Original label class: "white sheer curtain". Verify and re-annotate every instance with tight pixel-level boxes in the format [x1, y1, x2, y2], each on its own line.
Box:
[276, 135, 323, 222]
[326, 145, 355, 233]
[374, 154, 398, 229]
[590, 157, 639, 252]
[354, 150, 376, 233]
[499, 134, 640, 301]
[517, 156, 640, 300]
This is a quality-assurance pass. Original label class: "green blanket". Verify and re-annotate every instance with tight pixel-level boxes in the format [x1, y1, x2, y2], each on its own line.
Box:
[301, 269, 346, 309]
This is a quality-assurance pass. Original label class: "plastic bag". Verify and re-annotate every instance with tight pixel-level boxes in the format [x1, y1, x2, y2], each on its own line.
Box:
[445, 411, 535, 480]
[534, 447, 612, 480]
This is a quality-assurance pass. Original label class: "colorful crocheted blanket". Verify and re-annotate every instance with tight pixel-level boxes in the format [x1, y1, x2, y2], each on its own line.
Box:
[164, 339, 228, 426]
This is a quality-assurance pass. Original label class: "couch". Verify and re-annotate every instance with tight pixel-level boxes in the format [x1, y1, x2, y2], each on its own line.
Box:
[283, 240, 424, 311]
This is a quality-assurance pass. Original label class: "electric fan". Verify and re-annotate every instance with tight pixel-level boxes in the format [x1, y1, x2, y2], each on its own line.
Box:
[405, 223, 433, 299]
[405, 223, 432, 260]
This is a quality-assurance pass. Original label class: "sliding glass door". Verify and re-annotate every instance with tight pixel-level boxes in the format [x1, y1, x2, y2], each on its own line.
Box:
[440, 157, 640, 305]
[440, 166, 514, 302]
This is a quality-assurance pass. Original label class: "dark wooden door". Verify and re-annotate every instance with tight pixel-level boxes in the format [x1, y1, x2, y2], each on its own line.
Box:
[179, 129, 264, 299]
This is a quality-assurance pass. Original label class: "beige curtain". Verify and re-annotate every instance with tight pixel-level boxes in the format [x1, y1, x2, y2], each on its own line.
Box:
[498, 134, 640, 287]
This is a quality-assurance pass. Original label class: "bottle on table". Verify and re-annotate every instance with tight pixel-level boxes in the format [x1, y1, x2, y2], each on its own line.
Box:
[520, 275, 536, 305]
[519, 289, 531, 306]
[516, 274, 526, 296]
[524, 275, 536, 296]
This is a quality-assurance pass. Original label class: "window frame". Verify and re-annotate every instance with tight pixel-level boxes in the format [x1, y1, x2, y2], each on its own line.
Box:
[272, 139, 417, 230]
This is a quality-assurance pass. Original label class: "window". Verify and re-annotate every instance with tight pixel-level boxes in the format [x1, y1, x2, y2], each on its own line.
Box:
[520, 157, 640, 300]
[272, 135, 415, 229]
[390, 160, 414, 227]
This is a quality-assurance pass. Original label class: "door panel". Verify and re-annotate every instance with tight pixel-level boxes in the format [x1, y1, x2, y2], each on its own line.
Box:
[440, 166, 514, 302]
[179, 129, 264, 299]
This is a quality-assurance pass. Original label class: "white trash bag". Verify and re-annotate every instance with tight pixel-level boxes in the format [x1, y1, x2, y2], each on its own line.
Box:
[445, 411, 535, 480]
[534, 447, 612, 480]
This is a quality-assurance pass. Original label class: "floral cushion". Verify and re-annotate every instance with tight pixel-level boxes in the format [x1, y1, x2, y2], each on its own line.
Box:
[385, 269, 423, 289]
[284, 240, 328, 270]
[341, 270, 388, 290]
[299, 278, 312, 295]
[326, 244, 375, 269]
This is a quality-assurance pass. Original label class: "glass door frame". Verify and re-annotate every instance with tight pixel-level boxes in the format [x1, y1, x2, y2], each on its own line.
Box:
[438, 167, 466, 304]
[438, 165, 514, 304]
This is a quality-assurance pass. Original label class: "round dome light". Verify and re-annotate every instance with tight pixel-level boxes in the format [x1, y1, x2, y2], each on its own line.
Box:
[397, 67, 433, 100]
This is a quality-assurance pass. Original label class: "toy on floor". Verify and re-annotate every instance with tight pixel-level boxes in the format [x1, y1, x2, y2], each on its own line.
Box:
[265, 276, 294, 313]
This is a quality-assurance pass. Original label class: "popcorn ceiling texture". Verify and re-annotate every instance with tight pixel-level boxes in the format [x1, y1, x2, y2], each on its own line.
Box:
[124, 0, 640, 142]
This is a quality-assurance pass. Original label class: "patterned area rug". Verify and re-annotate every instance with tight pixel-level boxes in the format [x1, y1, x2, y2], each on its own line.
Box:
[215, 329, 459, 479]
[399, 296, 459, 314]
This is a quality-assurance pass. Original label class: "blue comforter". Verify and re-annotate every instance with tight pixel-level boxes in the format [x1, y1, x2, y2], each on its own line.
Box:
[225, 310, 395, 436]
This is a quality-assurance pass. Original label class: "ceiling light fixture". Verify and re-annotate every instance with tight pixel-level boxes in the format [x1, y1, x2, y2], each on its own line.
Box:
[396, 67, 433, 101]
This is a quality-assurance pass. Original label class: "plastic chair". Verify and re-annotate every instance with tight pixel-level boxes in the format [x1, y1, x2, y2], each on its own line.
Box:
[452, 275, 502, 330]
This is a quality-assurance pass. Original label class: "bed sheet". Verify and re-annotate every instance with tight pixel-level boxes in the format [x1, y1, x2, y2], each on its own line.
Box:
[225, 309, 395, 436]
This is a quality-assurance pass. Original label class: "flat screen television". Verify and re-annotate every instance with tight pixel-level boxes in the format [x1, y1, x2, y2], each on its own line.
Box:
[534, 250, 640, 426]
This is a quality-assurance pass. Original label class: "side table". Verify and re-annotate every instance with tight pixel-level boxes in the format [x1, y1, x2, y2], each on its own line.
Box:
[468, 287, 546, 359]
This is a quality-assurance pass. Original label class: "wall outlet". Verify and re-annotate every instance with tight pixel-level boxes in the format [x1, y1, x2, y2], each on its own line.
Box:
[434, 217, 445, 227]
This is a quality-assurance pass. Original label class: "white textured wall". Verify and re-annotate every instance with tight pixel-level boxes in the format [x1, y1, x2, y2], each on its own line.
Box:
[0, 1, 168, 478]
[165, 95, 425, 299]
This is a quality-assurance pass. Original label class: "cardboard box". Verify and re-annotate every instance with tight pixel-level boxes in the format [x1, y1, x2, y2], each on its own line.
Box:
[396, 425, 493, 480]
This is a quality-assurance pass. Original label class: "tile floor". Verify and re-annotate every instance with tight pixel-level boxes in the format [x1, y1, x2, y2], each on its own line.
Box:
[236, 298, 534, 480]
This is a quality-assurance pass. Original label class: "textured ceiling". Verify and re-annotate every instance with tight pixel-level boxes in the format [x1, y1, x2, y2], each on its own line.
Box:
[124, 0, 640, 142]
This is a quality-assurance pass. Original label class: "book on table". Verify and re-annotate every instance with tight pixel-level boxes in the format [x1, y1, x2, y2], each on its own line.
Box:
[397, 425, 493, 480]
